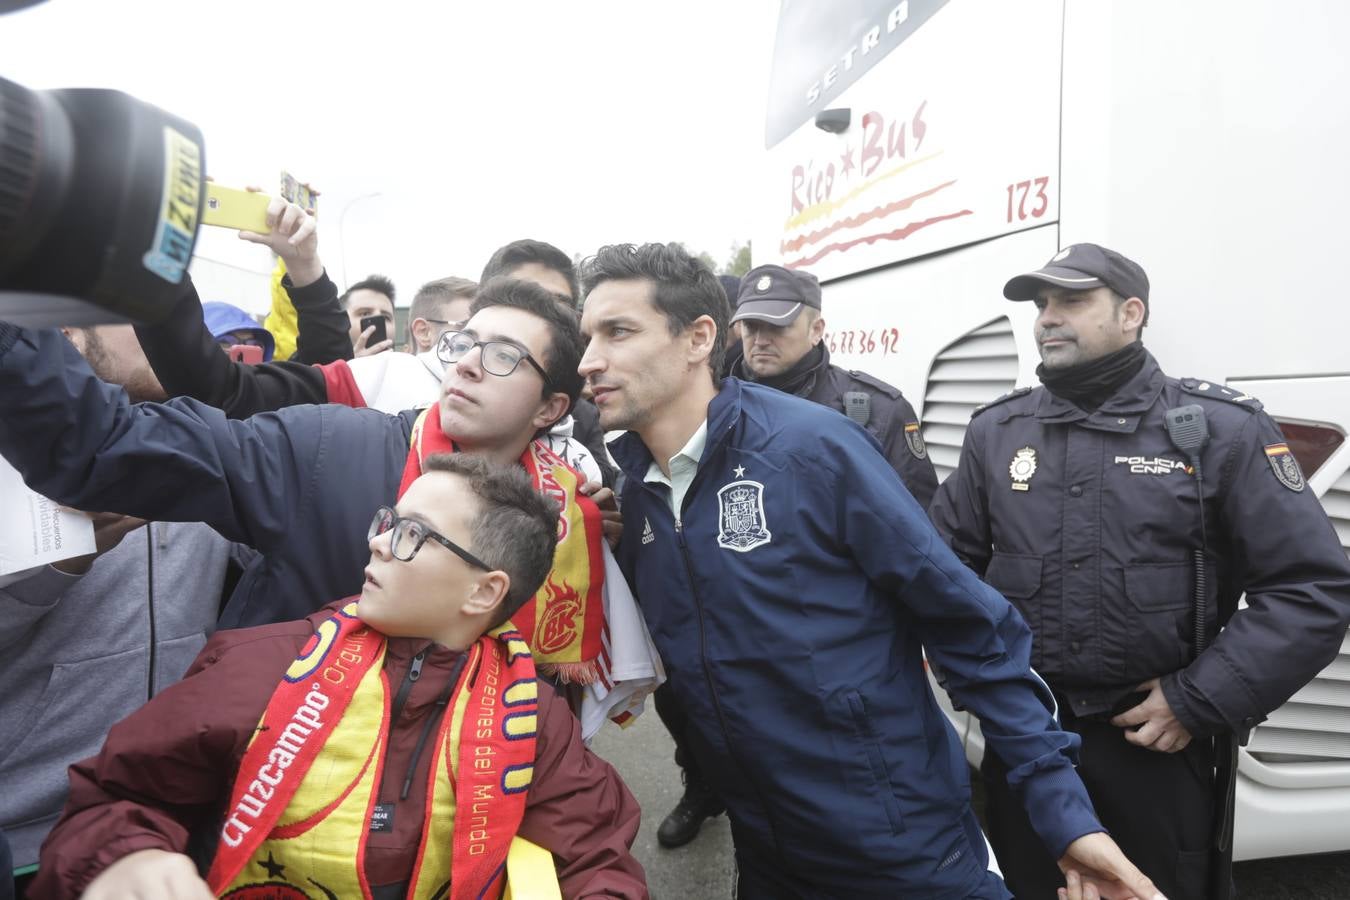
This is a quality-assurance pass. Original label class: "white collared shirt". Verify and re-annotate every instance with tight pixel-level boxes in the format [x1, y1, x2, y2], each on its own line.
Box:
[643, 421, 708, 518]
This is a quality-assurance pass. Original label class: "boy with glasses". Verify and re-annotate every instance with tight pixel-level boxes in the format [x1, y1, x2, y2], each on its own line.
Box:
[33, 455, 648, 900]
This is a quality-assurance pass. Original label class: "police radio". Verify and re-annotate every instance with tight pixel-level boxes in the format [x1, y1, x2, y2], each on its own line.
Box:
[1165, 403, 1238, 900]
[1163, 404, 1210, 656]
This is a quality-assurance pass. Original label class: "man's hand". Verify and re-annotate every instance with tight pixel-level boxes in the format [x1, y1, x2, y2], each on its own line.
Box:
[579, 482, 622, 548]
[352, 324, 394, 357]
[1059, 832, 1168, 900]
[52, 511, 148, 575]
[237, 191, 322, 288]
[1109, 677, 1193, 753]
[83, 848, 214, 900]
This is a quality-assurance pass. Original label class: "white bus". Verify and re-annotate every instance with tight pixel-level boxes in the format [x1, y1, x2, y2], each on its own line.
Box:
[752, 0, 1350, 860]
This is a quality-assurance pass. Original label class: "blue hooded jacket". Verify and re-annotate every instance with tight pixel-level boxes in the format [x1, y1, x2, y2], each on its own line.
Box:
[610, 379, 1101, 897]
[202, 301, 275, 361]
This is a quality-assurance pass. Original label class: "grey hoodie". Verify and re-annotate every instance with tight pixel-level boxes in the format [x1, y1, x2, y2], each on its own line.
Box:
[0, 521, 234, 869]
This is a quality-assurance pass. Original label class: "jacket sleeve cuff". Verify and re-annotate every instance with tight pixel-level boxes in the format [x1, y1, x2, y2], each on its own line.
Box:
[1017, 762, 1105, 858]
[282, 270, 337, 309]
[60, 831, 182, 897]
[1161, 669, 1215, 739]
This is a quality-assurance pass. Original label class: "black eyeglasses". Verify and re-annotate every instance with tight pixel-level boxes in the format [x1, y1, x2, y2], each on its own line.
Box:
[435, 331, 552, 388]
[368, 506, 491, 570]
[422, 318, 464, 328]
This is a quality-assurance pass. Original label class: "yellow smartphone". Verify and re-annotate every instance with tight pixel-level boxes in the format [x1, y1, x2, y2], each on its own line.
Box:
[203, 183, 272, 233]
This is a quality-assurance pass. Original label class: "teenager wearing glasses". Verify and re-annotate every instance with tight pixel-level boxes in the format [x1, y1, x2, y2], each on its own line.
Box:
[129, 204, 613, 485]
[0, 278, 661, 743]
[33, 456, 648, 900]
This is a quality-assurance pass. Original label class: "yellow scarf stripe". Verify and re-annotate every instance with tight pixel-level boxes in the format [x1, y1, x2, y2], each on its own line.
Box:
[502, 763, 534, 795]
[501, 633, 532, 664]
[502, 679, 538, 706]
[502, 711, 539, 741]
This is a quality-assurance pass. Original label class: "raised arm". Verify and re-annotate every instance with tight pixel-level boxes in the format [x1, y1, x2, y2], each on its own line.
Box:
[0, 323, 314, 549]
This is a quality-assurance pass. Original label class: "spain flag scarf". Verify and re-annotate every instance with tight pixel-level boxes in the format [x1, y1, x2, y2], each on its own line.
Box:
[399, 403, 607, 684]
[207, 602, 539, 899]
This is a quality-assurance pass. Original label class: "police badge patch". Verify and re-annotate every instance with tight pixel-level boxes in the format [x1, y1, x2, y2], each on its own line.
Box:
[1264, 443, 1305, 492]
[717, 480, 773, 552]
[904, 422, 927, 459]
[1009, 446, 1037, 492]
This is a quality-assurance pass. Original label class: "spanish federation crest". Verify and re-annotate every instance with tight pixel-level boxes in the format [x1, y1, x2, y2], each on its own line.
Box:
[904, 422, 927, 460]
[1009, 446, 1038, 492]
[717, 479, 772, 552]
[1264, 443, 1305, 492]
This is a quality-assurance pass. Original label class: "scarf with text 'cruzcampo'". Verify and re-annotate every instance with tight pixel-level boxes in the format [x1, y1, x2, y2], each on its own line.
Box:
[399, 402, 608, 684]
[207, 601, 539, 900]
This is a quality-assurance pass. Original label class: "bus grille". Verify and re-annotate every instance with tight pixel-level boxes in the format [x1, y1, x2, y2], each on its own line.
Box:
[1247, 467, 1350, 764]
[921, 316, 1018, 483]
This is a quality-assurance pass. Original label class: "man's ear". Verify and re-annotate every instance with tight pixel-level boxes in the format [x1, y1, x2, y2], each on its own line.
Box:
[532, 390, 572, 431]
[808, 314, 826, 346]
[461, 570, 511, 619]
[1120, 297, 1147, 338]
[686, 314, 718, 367]
[409, 317, 432, 351]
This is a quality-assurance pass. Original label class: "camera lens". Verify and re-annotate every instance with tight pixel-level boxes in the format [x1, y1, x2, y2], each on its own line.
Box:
[0, 76, 75, 275]
[0, 76, 207, 323]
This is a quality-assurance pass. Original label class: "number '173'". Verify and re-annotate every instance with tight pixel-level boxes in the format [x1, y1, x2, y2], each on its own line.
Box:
[1006, 177, 1050, 222]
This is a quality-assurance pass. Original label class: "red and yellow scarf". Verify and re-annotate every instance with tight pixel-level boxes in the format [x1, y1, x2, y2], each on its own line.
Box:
[399, 403, 607, 683]
[208, 602, 539, 899]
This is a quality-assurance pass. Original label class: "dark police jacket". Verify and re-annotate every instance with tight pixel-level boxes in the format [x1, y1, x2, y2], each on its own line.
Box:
[930, 352, 1350, 735]
[733, 346, 938, 509]
[611, 378, 1101, 896]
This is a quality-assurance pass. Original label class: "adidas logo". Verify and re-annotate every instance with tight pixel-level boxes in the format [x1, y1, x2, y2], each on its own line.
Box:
[641, 518, 655, 545]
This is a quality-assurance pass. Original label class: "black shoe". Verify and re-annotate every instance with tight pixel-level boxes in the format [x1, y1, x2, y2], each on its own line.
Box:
[657, 777, 725, 848]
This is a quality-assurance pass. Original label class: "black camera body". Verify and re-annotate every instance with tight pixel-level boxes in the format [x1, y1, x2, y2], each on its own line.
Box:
[0, 75, 207, 326]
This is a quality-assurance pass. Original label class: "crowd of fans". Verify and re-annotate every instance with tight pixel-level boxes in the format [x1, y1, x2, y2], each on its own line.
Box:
[2, 197, 1348, 900]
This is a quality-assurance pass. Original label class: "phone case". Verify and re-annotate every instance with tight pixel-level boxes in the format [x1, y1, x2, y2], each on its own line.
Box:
[203, 184, 272, 233]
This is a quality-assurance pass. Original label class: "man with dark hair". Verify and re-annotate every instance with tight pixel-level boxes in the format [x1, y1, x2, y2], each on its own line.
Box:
[930, 243, 1350, 899]
[481, 239, 579, 304]
[340, 273, 397, 356]
[0, 277, 660, 740]
[34, 456, 648, 900]
[577, 242, 1164, 899]
[406, 275, 477, 353]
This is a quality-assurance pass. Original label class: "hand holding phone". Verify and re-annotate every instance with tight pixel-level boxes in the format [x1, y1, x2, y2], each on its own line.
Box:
[360, 315, 389, 348]
[227, 186, 323, 287]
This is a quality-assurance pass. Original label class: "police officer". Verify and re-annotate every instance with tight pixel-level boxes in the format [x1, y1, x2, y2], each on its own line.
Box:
[930, 243, 1350, 899]
[729, 265, 937, 508]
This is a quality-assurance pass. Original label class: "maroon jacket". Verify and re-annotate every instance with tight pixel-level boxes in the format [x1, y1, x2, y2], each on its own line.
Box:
[34, 603, 648, 899]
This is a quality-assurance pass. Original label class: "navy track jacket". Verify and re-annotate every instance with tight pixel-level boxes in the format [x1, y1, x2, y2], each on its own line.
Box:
[609, 379, 1102, 897]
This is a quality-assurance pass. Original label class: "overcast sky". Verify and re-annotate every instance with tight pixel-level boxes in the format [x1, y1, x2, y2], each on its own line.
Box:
[2, 0, 776, 301]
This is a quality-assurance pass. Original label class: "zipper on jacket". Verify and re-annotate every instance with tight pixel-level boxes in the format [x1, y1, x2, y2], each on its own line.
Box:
[146, 527, 157, 702]
[375, 647, 432, 809]
[672, 503, 777, 845]
[388, 650, 426, 727]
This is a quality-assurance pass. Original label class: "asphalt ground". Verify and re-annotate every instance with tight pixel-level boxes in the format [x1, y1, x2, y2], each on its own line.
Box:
[592, 711, 1350, 899]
